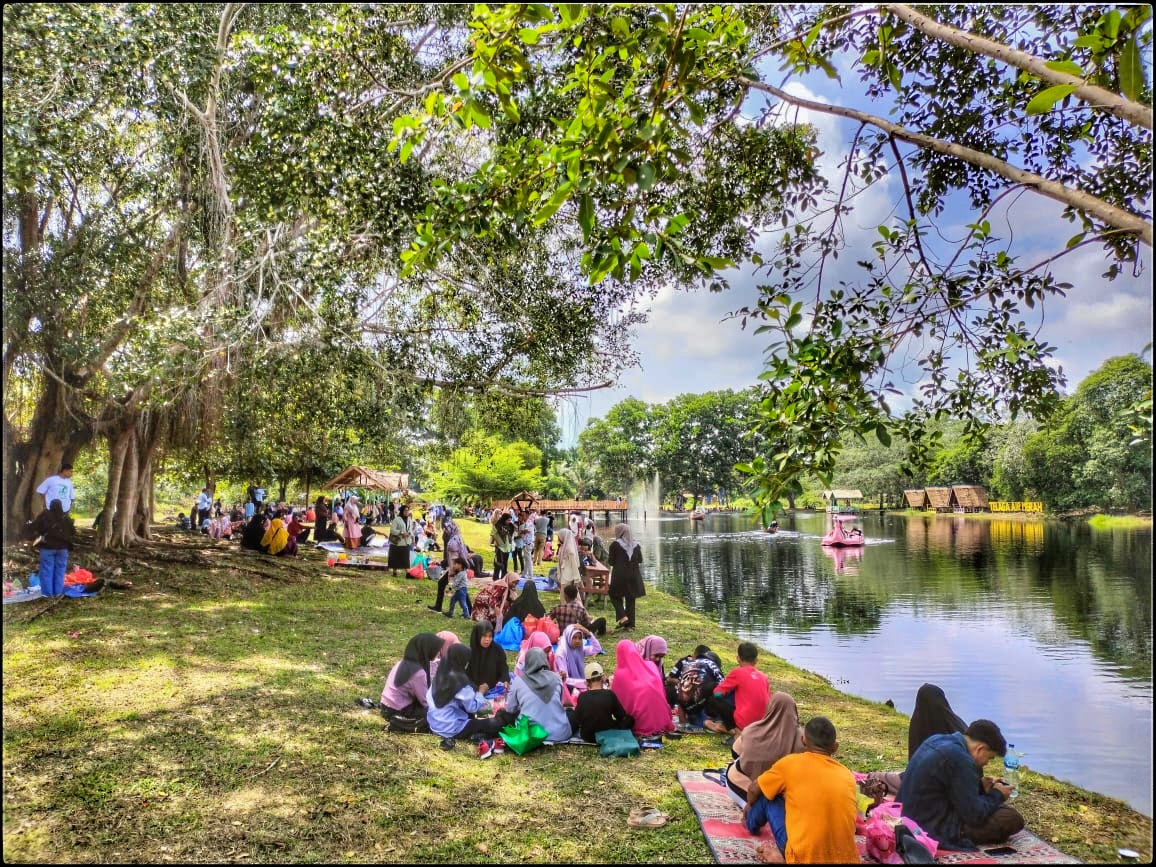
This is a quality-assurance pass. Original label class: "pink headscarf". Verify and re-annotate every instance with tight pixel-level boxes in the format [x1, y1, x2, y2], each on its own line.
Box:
[611, 639, 675, 737]
[429, 630, 462, 681]
[515, 630, 555, 678]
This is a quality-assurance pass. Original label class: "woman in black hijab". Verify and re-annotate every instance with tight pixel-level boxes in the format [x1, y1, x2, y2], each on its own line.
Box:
[862, 682, 969, 801]
[908, 682, 966, 758]
[380, 633, 445, 721]
[467, 620, 510, 695]
[240, 511, 267, 551]
[507, 580, 545, 622]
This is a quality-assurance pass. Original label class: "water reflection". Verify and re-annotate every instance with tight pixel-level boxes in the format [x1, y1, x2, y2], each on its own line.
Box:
[629, 511, 1153, 815]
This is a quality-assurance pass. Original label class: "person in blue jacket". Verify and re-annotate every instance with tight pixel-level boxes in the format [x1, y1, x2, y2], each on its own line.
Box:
[898, 719, 1024, 850]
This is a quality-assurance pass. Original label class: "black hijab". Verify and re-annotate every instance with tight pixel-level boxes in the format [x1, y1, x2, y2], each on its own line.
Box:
[241, 512, 266, 549]
[507, 581, 545, 621]
[395, 632, 445, 690]
[467, 620, 509, 690]
[430, 643, 473, 708]
[908, 682, 967, 757]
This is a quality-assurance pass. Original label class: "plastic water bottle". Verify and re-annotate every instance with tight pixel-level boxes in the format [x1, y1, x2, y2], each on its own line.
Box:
[1003, 744, 1020, 799]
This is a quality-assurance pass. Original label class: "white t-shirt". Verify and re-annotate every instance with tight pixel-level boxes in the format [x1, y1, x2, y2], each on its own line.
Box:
[36, 474, 75, 512]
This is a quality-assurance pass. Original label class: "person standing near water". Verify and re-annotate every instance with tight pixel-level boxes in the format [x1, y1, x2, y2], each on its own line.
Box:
[608, 522, 644, 630]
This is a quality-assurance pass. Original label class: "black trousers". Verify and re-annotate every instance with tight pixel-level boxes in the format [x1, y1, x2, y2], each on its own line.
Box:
[612, 595, 637, 627]
[432, 572, 450, 610]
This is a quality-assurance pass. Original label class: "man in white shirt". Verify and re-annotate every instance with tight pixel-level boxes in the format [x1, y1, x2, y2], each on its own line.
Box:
[196, 487, 212, 528]
[36, 463, 75, 513]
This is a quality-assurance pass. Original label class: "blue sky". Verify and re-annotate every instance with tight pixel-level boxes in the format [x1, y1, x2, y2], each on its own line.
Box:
[555, 44, 1153, 448]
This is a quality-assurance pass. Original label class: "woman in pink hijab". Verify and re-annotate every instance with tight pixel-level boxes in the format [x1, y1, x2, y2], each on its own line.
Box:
[514, 630, 557, 678]
[611, 639, 675, 738]
[636, 635, 669, 680]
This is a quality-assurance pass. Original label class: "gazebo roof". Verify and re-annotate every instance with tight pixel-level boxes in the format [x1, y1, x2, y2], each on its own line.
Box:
[322, 466, 410, 492]
[823, 489, 863, 500]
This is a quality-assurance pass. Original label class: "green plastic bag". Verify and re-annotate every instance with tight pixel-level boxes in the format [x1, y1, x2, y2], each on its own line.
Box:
[595, 728, 640, 757]
[498, 715, 549, 755]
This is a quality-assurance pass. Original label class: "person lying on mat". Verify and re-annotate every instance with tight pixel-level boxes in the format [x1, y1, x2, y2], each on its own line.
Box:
[725, 692, 804, 806]
[899, 718, 1024, 850]
[742, 716, 858, 864]
[567, 662, 634, 743]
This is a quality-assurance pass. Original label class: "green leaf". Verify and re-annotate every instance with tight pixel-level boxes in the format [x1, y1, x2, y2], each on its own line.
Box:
[578, 194, 594, 241]
[452, 71, 470, 91]
[1044, 59, 1083, 77]
[1119, 35, 1143, 102]
[1025, 84, 1078, 115]
[533, 181, 575, 226]
[611, 17, 630, 39]
[399, 140, 414, 164]
[518, 27, 540, 45]
[637, 162, 656, 191]
[875, 424, 891, 448]
[1066, 232, 1087, 249]
[804, 19, 824, 50]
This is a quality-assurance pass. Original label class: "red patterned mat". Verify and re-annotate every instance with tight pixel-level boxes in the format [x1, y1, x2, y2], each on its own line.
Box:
[677, 771, 1080, 864]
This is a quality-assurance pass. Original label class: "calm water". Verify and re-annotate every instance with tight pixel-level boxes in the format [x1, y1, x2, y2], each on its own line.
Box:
[627, 511, 1153, 815]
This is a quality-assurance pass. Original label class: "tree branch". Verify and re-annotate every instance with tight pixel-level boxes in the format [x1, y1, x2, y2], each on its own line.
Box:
[886, 3, 1153, 131]
[738, 76, 1153, 247]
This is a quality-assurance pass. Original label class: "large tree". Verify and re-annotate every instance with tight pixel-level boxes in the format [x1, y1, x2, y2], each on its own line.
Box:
[390, 3, 1152, 520]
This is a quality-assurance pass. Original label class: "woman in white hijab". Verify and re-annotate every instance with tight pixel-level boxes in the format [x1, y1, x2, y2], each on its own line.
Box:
[608, 522, 644, 629]
[553, 527, 583, 593]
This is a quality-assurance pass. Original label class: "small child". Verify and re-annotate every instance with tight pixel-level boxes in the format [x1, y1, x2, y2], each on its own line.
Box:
[445, 556, 472, 620]
[708, 641, 771, 735]
[567, 661, 635, 743]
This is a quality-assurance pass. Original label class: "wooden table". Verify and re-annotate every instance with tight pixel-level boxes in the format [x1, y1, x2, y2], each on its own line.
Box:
[580, 557, 611, 608]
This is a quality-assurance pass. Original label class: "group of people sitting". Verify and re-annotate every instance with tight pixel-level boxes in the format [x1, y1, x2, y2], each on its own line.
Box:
[374, 619, 1025, 863]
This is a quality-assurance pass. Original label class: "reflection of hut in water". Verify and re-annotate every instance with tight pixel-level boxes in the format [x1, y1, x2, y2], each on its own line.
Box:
[925, 487, 953, 513]
[905, 515, 933, 552]
[928, 517, 954, 550]
[951, 517, 987, 556]
[904, 489, 930, 510]
[951, 485, 990, 513]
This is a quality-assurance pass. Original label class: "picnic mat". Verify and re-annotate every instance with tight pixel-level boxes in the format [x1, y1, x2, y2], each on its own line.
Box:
[676, 771, 1080, 864]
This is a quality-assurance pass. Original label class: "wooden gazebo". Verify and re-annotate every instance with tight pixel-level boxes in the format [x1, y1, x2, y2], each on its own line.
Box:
[925, 487, 953, 513]
[904, 489, 930, 509]
[322, 466, 410, 497]
[951, 485, 990, 513]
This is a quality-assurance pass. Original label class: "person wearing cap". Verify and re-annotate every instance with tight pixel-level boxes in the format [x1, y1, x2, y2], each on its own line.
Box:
[898, 719, 1024, 850]
[566, 661, 634, 743]
[36, 463, 76, 514]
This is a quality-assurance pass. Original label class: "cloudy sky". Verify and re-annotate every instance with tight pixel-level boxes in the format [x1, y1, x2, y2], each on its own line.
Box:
[555, 51, 1153, 447]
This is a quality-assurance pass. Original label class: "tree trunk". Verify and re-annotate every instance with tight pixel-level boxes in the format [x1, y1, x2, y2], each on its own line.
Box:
[98, 425, 133, 550]
[110, 430, 142, 549]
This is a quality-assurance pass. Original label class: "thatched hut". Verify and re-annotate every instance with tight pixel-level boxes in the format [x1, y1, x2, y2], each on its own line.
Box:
[904, 489, 930, 510]
[951, 485, 990, 513]
[925, 487, 953, 513]
[822, 489, 863, 513]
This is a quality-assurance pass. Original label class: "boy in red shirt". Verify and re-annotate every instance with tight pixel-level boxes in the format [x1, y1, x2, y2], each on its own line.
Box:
[706, 642, 771, 735]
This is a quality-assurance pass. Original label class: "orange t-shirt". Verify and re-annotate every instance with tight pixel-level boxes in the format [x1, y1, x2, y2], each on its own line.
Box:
[756, 751, 859, 864]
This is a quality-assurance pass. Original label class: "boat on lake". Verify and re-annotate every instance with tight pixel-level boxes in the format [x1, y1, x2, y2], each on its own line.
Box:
[690, 509, 706, 521]
[821, 515, 865, 547]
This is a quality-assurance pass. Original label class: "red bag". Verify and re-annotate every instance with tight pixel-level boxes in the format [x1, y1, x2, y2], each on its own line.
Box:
[64, 568, 95, 586]
[522, 613, 538, 634]
[406, 565, 425, 579]
[534, 615, 561, 645]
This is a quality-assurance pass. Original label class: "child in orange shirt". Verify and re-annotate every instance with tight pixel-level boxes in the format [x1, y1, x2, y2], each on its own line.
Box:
[707, 642, 771, 735]
[743, 716, 859, 864]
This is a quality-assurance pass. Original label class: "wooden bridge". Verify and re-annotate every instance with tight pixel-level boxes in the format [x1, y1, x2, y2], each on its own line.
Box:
[491, 494, 630, 522]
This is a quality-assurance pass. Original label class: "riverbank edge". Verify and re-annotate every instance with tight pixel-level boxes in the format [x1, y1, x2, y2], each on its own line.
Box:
[2, 529, 1151, 863]
[882, 509, 1153, 528]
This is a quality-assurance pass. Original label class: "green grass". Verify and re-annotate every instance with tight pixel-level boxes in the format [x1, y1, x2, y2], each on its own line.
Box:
[1087, 514, 1153, 531]
[3, 524, 1151, 863]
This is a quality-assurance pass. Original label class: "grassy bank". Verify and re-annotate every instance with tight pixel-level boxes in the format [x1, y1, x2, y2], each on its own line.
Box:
[1087, 514, 1153, 531]
[3, 526, 1151, 864]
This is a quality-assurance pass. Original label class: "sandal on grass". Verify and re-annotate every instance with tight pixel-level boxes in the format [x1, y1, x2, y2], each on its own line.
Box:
[628, 807, 669, 829]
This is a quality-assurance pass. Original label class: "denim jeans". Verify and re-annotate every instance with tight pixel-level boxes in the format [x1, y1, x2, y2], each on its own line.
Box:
[38, 547, 69, 597]
[448, 587, 471, 619]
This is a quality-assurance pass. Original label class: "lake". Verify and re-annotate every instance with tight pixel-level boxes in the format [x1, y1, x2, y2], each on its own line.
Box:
[624, 510, 1153, 816]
